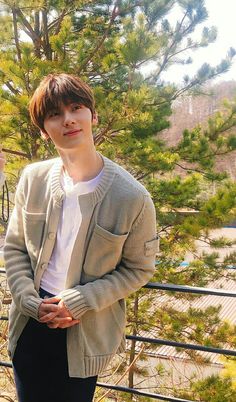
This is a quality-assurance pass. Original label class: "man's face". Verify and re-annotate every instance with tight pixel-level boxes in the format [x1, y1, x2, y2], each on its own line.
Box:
[42, 102, 96, 151]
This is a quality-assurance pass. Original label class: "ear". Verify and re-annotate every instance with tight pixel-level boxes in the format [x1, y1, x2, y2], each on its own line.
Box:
[40, 130, 50, 140]
[92, 112, 98, 125]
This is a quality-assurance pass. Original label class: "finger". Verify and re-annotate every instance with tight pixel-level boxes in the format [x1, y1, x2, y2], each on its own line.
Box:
[47, 322, 59, 329]
[46, 317, 76, 328]
[39, 311, 60, 323]
[40, 303, 60, 313]
[48, 316, 73, 325]
[41, 296, 61, 304]
[48, 320, 80, 329]
[38, 302, 60, 319]
[57, 300, 68, 311]
[39, 306, 59, 319]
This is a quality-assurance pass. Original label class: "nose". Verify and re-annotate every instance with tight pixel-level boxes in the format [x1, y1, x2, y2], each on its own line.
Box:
[63, 110, 76, 127]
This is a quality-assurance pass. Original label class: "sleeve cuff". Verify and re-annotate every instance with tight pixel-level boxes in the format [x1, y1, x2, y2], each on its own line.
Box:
[59, 288, 91, 320]
[22, 296, 43, 321]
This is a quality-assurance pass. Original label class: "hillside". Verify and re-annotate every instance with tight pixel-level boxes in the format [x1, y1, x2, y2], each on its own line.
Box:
[161, 80, 236, 178]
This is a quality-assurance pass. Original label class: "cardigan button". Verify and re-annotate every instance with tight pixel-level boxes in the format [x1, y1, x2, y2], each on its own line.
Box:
[48, 232, 56, 240]
[41, 263, 48, 270]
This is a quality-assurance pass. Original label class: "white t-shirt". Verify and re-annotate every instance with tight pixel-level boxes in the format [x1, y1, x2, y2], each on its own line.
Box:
[40, 168, 104, 295]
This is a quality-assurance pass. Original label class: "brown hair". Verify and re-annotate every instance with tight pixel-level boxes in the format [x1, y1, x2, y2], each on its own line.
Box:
[29, 73, 95, 131]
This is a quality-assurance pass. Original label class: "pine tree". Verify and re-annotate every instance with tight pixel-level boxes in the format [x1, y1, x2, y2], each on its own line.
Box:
[0, 1, 236, 400]
[179, 375, 236, 401]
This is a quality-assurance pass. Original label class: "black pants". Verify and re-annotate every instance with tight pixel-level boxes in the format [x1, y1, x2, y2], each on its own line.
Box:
[12, 290, 97, 402]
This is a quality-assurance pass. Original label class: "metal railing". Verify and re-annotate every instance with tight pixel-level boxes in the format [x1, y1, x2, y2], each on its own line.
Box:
[1, 267, 236, 402]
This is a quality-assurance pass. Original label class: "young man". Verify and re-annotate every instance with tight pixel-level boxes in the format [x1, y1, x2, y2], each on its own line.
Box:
[4, 74, 158, 402]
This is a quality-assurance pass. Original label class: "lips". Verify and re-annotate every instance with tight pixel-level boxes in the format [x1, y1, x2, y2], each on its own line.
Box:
[64, 129, 82, 136]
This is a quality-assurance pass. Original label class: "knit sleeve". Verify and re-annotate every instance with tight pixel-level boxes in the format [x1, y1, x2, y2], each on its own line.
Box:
[4, 171, 43, 320]
[59, 194, 158, 319]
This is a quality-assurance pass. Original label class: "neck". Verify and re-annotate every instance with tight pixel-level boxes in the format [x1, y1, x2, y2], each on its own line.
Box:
[58, 148, 104, 183]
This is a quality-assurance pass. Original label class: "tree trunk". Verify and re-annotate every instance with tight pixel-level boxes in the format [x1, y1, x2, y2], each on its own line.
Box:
[34, 11, 40, 36]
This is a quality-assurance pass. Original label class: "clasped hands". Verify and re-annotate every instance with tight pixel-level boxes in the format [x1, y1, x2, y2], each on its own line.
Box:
[39, 296, 80, 329]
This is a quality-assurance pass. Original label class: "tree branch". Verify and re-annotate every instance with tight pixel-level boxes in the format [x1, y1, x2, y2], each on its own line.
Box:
[2, 147, 29, 158]
[14, 7, 40, 42]
[4, 81, 20, 95]
[42, 7, 52, 60]
[155, 9, 190, 79]
[11, 7, 21, 62]
[77, 0, 120, 74]
[34, 10, 40, 36]
[174, 162, 207, 176]
[14, 7, 42, 56]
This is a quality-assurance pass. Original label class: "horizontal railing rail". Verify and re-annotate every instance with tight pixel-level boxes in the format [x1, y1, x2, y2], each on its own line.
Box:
[126, 335, 236, 356]
[144, 282, 236, 297]
[1, 268, 236, 401]
[96, 383, 194, 402]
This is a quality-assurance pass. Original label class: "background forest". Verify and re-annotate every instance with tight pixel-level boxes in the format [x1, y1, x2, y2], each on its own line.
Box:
[0, 1, 236, 401]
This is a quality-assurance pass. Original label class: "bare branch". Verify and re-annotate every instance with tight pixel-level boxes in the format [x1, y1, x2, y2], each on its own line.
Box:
[42, 7, 52, 60]
[11, 7, 21, 62]
[14, 7, 40, 43]
[4, 81, 20, 95]
[34, 10, 40, 36]
[2, 147, 29, 158]
[175, 162, 207, 176]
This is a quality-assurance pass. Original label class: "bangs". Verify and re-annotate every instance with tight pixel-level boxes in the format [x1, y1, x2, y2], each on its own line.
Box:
[41, 90, 90, 118]
[29, 73, 95, 130]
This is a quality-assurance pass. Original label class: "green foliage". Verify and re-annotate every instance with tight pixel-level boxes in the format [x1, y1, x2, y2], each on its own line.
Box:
[178, 375, 236, 401]
[221, 357, 236, 389]
[1, 0, 236, 399]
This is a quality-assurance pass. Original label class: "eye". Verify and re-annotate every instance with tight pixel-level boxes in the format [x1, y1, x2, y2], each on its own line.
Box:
[47, 110, 59, 118]
[72, 104, 83, 111]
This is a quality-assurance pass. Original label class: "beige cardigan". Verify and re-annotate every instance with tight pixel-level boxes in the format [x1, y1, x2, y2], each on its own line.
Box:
[4, 155, 158, 377]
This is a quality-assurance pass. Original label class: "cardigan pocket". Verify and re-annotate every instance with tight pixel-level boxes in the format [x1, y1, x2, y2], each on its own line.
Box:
[81, 301, 126, 357]
[83, 224, 128, 277]
[22, 209, 47, 263]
